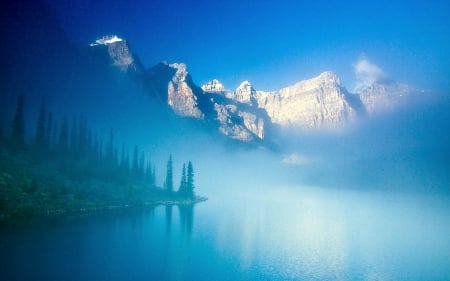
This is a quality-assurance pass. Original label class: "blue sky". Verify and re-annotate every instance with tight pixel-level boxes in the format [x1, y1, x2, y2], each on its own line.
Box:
[45, 0, 449, 92]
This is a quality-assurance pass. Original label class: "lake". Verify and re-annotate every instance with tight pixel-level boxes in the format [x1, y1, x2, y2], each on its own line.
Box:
[1, 185, 449, 281]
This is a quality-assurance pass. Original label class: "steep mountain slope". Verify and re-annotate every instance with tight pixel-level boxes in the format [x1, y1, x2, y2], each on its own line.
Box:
[0, 0, 420, 147]
[255, 72, 361, 129]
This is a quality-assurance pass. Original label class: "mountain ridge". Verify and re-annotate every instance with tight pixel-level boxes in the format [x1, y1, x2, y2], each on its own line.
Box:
[92, 35, 421, 143]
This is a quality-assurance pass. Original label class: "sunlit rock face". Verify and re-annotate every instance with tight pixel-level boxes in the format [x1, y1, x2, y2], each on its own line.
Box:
[255, 72, 359, 129]
[201, 79, 226, 93]
[167, 63, 204, 119]
[358, 81, 417, 115]
[211, 101, 266, 141]
[95, 35, 418, 143]
[90, 35, 144, 74]
[203, 86, 268, 142]
[234, 81, 257, 106]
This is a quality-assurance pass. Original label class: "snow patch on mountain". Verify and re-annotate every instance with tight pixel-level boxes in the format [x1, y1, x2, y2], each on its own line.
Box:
[90, 35, 123, 46]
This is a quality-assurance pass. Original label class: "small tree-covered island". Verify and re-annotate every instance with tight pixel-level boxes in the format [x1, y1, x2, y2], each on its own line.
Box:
[0, 96, 207, 221]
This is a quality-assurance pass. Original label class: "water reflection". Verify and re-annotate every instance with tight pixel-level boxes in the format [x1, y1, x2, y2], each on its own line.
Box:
[165, 205, 173, 235]
[178, 204, 194, 236]
[1, 190, 449, 281]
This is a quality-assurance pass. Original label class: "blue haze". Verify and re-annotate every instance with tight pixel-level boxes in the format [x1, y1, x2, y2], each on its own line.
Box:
[1, 0, 450, 280]
[44, 0, 450, 91]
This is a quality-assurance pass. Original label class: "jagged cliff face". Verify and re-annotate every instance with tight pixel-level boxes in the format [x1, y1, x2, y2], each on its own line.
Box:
[208, 95, 267, 142]
[255, 72, 359, 129]
[144, 62, 267, 142]
[93, 35, 418, 143]
[166, 63, 204, 119]
[235, 81, 257, 106]
[90, 35, 144, 74]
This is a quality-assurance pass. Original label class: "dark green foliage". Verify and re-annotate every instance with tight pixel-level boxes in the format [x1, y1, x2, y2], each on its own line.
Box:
[58, 114, 69, 151]
[165, 155, 173, 192]
[0, 97, 202, 220]
[10, 95, 25, 152]
[177, 161, 195, 197]
[186, 161, 195, 197]
[132, 145, 139, 175]
[34, 98, 47, 149]
[178, 163, 187, 193]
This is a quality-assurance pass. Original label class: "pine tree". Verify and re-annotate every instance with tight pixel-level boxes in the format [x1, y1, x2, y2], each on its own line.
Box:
[132, 145, 139, 177]
[10, 95, 25, 151]
[165, 155, 173, 192]
[46, 112, 53, 148]
[120, 143, 127, 171]
[186, 161, 195, 197]
[107, 128, 114, 161]
[34, 97, 46, 149]
[151, 165, 156, 187]
[77, 117, 87, 154]
[178, 163, 187, 193]
[58, 114, 69, 152]
[139, 152, 145, 179]
[69, 116, 78, 151]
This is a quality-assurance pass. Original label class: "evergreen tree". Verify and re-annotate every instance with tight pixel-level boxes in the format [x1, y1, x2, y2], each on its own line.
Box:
[120, 143, 128, 172]
[186, 161, 195, 197]
[58, 114, 69, 152]
[107, 128, 114, 161]
[132, 145, 139, 176]
[151, 165, 156, 187]
[34, 98, 46, 149]
[69, 116, 78, 151]
[165, 155, 173, 192]
[77, 117, 87, 154]
[178, 163, 187, 193]
[139, 152, 145, 179]
[46, 112, 53, 148]
[145, 160, 155, 187]
[10, 95, 25, 151]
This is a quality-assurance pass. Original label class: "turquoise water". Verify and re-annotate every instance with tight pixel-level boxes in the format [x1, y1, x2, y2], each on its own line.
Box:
[1, 186, 449, 280]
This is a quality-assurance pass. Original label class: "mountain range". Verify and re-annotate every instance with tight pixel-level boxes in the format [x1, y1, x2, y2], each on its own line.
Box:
[0, 0, 422, 147]
[93, 35, 421, 143]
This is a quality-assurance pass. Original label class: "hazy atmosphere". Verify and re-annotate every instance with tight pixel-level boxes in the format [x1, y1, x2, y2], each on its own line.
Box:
[1, 0, 449, 280]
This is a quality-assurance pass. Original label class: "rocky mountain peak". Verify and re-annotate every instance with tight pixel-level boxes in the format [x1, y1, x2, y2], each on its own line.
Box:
[283, 71, 342, 94]
[89, 35, 417, 143]
[168, 63, 188, 83]
[165, 63, 204, 119]
[234, 80, 256, 105]
[90, 35, 144, 74]
[201, 79, 225, 92]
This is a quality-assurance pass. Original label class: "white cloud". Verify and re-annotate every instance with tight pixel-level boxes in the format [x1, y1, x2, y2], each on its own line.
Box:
[353, 56, 386, 90]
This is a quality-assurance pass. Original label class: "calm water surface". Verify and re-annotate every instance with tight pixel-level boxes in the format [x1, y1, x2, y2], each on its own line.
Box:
[1, 186, 449, 281]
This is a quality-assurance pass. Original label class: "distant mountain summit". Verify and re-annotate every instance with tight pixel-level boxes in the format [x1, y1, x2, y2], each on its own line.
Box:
[89, 35, 144, 74]
[91, 35, 421, 143]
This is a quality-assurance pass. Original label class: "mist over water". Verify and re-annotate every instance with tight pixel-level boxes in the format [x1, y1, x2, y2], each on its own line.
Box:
[1, 0, 449, 279]
[2, 80, 450, 280]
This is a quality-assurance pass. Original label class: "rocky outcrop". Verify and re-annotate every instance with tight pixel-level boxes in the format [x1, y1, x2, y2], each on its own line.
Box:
[90, 35, 144, 74]
[94, 35, 418, 143]
[234, 81, 257, 106]
[255, 72, 359, 129]
[201, 79, 226, 93]
[166, 63, 204, 119]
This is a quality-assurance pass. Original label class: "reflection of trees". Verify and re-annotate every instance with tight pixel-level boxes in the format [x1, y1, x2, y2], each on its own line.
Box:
[165, 205, 172, 235]
[178, 204, 194, 236]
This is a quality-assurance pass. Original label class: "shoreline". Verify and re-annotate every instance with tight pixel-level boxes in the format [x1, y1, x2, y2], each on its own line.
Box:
[0, 196, 208, 223]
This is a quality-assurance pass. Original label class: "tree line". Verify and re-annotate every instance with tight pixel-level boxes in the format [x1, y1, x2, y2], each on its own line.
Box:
[0, 95, 197, 218]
